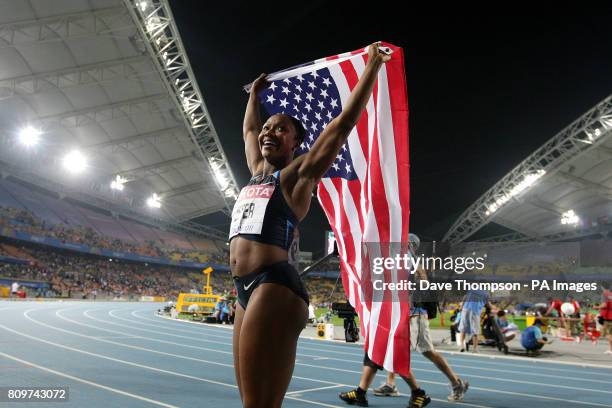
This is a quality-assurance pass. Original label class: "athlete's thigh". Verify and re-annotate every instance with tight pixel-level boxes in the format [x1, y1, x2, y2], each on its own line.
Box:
[233, 302, 245, 399]
[239, 283, 307, 407]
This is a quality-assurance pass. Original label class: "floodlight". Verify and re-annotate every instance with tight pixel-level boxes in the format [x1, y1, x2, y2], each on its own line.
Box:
[147, 193, 162, 208]
[209, 159, 230, 191]
[486, 170, 546, 215]
[561, 209, 579, 225]
[110, 175, 128, 191]
[62, 150, 86, 173]
[18, 126, 41, 147]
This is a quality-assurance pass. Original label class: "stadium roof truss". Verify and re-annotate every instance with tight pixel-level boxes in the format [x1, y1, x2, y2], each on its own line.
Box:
[0, 0, 239, 240]
[444, 95, 612, 244]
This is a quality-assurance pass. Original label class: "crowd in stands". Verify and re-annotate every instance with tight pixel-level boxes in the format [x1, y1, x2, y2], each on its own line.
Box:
[1, 237, 346, 308]
[0, 206, 227, 264]
[0, 242, 207, 299]
[302, 275, 346, 306]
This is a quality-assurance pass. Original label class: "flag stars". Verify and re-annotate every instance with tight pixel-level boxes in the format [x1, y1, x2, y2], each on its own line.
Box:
[317, 101, 325, 110]
[296, 74, 304, 82]
[308, 81, 316, 90]
[332, 162, 340, 171]
[292, 104, 299, 112]
[301, 113, 309, 123]
[281, 86, 290, 95]
[326, 111, 333, 120]
[345, 164, 352, 173]
[306, 93, 314, 102]
[269, 82, 277, 91]
[295, 85, 303, 92]
[315, 112, 322, 121]
[320, 89, 329, 98]
[341, 144, 347, 152]
[293, 93, 302, 103]
[309, 134, 314, 142]
[305, 103, 312, 112]
[283, 78, 291, 84]
[322, 77, 331, 87]
[311, 122, 318, 132]
[330, 98, 338, 108]
[336, 154, 344, 162]
[279, 98, 288, 108]
[266, 94, 276, 104]
[311, 71, 319, 79]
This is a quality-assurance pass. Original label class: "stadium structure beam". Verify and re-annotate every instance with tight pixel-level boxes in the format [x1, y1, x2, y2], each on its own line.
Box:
[83, 125, 185, 151]
[443, 95, 612, 244]
[557, 171, 612, 200]
[115, 155, 194, 179]
[0, 7, 130, 48]
[124, 0, 239, 211]
[594, 145, 612, 156]
[527, 197, 564, 215]
[453, 224, 612, 253]
[493, 216, 542, 239]
[160, 182, 209, 198]
[36, 93, 169, 127]
[176, 205, 228, 223]
[0, 56, 150, 99]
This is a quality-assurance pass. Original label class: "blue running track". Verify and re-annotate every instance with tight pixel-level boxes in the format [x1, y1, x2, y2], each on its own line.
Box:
[1, 301, 611, 408]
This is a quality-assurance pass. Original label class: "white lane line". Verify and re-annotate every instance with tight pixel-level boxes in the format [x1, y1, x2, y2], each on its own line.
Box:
[300, 345, 612, 386]
[76, 310, 233, 355]
[79, 309, 232, 347]
[4, 309, 362, 408]
[284, 395, 343, 407]
[117, 309, 231, 339]
[93, 307, 612, 388]
[0, 351, 179, 408]
[10, 303, 612, 407]
[61, 308, 612, 397]
[151, 310, 612, 372]
[5, 307, 497, 408]
[435, 350, 612, 373]
[23, 309, 235, 369]
[11, 310, 238, 388]
[41, 308, 366, 398]
[295, 362, 612, 408]
[286, 385, 345, 395]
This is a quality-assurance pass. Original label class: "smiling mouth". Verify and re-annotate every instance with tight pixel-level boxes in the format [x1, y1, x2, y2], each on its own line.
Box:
[262, 140, 279, 148]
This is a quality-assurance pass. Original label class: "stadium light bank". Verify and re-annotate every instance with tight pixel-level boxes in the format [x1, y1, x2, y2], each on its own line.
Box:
[485, 169, 546, 216]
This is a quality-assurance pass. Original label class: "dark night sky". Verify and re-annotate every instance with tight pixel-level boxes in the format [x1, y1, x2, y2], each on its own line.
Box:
[168, 3, 612, 255]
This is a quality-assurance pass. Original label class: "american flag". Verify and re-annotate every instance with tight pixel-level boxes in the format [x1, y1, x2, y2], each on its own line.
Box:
[252, 42, 410, 376]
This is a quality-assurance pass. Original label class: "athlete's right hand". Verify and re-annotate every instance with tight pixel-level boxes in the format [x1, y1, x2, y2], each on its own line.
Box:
[251, 73, 268, 95]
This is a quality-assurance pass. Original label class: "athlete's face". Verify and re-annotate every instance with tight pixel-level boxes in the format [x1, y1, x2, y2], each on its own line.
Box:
[259, 114, 300, 164]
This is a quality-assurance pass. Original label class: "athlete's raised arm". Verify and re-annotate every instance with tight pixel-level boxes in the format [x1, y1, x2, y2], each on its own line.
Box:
[296, 42, 391, 183]
[243, 73, 267, 175]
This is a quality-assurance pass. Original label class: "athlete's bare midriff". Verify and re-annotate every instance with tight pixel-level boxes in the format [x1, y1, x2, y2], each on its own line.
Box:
[230, 237, 289, 277]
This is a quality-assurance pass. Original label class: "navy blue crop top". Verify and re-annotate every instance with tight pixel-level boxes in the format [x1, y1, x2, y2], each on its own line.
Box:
[228, 170, 298, 251]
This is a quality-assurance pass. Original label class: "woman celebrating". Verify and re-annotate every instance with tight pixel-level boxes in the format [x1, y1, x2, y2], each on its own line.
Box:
[230, 42, 390, 407]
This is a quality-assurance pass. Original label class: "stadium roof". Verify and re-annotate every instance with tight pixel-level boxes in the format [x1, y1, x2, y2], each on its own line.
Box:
[0, 0, 237, 240]
[444, 95, 612, 245]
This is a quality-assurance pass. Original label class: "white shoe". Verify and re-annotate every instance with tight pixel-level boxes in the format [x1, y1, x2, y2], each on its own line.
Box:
[605, 350, 612, 355]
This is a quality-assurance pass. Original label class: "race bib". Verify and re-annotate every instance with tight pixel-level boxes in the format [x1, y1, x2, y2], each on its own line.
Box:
[229, 184, 275, 239]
